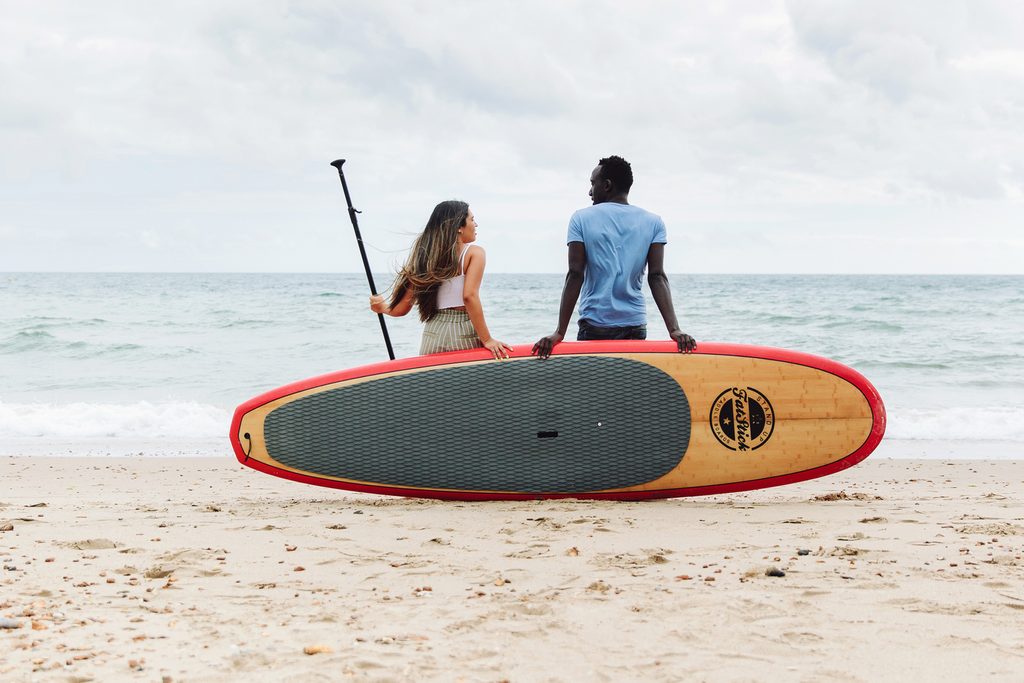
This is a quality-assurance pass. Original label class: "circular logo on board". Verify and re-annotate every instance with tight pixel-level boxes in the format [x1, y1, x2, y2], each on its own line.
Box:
[710, 387, 775, 451]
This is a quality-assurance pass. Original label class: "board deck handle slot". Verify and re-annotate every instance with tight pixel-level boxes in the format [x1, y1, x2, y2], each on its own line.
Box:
[537, 431, 559, 439]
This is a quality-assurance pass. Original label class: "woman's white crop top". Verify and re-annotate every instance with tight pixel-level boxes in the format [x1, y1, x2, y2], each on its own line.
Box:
[435, 245, 474, 310]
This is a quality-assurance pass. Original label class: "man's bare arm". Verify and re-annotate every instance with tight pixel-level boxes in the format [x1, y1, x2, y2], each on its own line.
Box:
[647, 243, 696, 353]
[532, 242, 587, 359]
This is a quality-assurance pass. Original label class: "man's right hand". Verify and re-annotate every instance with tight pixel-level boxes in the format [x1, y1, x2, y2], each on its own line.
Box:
[532, 332, 564, 360]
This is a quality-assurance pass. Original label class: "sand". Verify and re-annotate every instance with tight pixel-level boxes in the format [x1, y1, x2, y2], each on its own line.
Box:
[1, 456, 1022, 682]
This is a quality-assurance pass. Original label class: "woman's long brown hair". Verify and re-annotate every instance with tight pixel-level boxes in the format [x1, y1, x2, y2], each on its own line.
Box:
[389, 200, 469, 322]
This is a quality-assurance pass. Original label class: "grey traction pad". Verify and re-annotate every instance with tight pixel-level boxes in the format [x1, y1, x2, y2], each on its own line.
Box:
[264, 355, 691, 493]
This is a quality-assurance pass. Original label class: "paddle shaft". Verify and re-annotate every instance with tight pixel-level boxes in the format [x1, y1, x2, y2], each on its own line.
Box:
[330, 159, 396, 361]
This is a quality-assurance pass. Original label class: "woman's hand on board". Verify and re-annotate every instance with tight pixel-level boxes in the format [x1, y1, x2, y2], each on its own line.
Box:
[482, 337, 513, 360]
[369, 295, 389, 314]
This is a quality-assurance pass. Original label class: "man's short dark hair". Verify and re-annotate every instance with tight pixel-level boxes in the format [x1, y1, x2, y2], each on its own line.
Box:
[598, 155, 633, 193]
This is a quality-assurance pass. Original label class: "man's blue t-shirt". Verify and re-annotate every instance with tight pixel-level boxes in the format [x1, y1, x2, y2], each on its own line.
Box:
[567, 202, 667, 327]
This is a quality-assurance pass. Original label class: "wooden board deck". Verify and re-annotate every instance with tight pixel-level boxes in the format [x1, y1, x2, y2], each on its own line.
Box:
[230, 341, 885, 500]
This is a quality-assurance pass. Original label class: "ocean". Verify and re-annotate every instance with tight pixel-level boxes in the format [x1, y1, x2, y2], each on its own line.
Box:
[1, 273, 1022, 459]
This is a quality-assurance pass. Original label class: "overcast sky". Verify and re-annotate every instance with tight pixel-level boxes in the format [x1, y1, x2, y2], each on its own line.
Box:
[2, 0, 1022, 274]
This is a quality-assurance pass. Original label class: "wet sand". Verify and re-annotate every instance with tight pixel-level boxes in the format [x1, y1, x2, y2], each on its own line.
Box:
[1, 456, 1023, 682]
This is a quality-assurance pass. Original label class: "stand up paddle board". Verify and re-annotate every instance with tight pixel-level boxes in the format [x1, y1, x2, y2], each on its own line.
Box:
[230, 341, 885, 500]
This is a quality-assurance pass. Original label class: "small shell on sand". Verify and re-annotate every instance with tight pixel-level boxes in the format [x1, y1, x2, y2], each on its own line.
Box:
[303, 644, 333, 655]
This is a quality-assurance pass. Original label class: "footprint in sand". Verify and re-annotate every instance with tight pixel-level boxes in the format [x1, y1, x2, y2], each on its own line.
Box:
[62, 538, 120, 550]
[144, 548, 227, 578]
[592, 549, 673, 571]
[955, 522, 1023, 536]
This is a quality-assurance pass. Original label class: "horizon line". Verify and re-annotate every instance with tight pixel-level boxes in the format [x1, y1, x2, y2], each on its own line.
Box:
[2, 271, 1022, 277]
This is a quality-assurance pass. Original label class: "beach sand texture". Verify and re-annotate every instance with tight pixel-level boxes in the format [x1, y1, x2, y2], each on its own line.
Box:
[1, 457, 1022, 682]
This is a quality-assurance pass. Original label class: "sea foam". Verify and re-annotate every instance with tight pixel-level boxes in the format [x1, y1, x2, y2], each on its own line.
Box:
[1, 399, 1020, 446]
[886, 406, 1024, 442]
[0, 400, 230, 440]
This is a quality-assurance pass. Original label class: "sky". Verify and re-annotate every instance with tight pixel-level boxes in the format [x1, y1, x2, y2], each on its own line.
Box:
[2, 0, 1022, 274]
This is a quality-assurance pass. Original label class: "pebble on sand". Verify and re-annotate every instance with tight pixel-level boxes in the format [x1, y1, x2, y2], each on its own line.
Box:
[303, 644, 333, 655]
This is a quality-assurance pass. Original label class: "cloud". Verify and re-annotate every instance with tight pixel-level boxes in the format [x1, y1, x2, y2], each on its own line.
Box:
[0, 1, 1021, 273]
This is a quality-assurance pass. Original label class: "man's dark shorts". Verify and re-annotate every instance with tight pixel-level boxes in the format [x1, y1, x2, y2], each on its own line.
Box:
[577, 319, 647, 341]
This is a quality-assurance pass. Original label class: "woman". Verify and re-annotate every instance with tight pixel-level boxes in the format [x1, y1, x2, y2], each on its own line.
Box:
[369, 200, 512, 359]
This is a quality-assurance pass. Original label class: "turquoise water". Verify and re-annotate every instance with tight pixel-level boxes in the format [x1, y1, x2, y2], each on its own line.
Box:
[1, 273, 1022, 457]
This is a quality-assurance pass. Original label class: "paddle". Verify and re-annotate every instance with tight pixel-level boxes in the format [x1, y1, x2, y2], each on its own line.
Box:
[330, 159, 396, 361]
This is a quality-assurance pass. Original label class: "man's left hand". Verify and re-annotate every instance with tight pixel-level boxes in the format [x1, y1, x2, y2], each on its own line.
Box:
[670, 329, 696, 353]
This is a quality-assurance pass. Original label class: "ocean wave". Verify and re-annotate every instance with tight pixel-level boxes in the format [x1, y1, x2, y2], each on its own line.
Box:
[888, 406, 1024, 442]
[0, 329, 57, 353]
[820, 320, 904, 333]
[854, 360, 952, 370]
[0, 401, 230, 439]
[963, 353, 1024, 363]
[19, 316, 110, 327]
[0, 332, 194, 360]
[2, 328, 49, 344]
[753, 314, 818, 324]
[67, 341, 146, 356]
[2, 400, 1019, 445]
[216, 319, 279, 329]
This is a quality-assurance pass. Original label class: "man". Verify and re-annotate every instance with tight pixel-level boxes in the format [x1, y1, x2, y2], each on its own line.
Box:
[532, 155, 696, 359]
